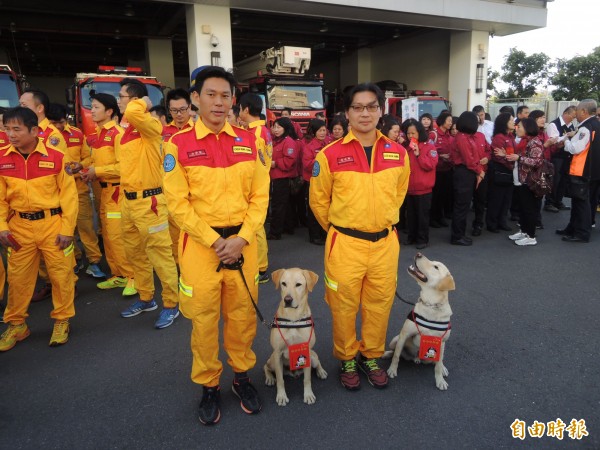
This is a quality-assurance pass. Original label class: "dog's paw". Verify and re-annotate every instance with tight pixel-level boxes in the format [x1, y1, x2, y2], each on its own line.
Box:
[316, 367, 328, 379]
[436, 378, 449, 390]
[265, 373, 276, 386]
[304, 390, 316, 405]
[387, 367, 398, 378]
[442, 365, 449, 377]
[276, 391, 289, 406]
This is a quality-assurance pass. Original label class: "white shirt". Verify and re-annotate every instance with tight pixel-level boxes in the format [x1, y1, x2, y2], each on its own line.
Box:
[477, 121, 494, 145]
[546, 116, 573, 139]
[564, 117, 592, 155]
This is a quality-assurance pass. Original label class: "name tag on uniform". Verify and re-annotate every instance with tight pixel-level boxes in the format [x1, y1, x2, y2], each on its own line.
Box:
[39, 161, 55, 169]
[337, 156, 354, 165]
[0, 163, 15, 170]
[188, 149, 207, 158]
[383, 152, 400, 161]
[104, 136, 112, 142]
[233, 146, 252, 154]
[69, 138, 80, 143]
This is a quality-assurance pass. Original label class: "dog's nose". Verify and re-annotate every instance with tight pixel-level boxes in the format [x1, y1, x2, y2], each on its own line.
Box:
[284, 295, 293, 305]
[416, 252, 423, 258]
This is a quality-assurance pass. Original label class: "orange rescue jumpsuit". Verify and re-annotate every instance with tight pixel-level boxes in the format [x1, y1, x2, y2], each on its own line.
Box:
[119, 100, 178, 307]
[309, 130, 410, 360]
[247, 120, 272, 274]
[61, 124, 102, 265]
[0, 139, 78, 324]
[86, 121, 133, 280]
[163, 120, 269, 387]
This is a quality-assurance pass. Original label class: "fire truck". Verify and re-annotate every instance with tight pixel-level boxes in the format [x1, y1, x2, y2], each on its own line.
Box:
[235, 46, 326, 130]
[0, 64, 27, 108]
[67, 66, 165, 136]
[375, 80, 450, 122]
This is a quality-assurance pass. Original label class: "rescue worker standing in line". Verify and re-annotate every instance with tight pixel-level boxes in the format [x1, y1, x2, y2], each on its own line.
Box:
[48, 103, 105, 278]
[310, 83, 410, 391]
[0, 107, 78, 351]
[19, 89, 70, 302]
[163, 66, 269, 425]
[238, 93, 273, 284]
[117, 79, 179, 329]
[71, 93, 137, 296]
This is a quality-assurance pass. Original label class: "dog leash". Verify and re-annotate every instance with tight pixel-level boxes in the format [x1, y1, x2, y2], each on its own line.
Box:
[395, 290, 416, 306]
[216, 255, 272, 329]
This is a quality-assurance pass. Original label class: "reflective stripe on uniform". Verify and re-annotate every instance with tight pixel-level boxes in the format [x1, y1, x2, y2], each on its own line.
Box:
[254, 273, 260, 285]
[148, 222, 169, 234]
[63, 242, 74, 257]
[324, 272, 338, 291]
[106, 212, 121, 219]
[179, 277, 193, 297]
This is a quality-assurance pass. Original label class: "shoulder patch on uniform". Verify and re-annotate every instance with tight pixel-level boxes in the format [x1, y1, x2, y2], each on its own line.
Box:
[430, 150, 438, 157]
[163, 154, 176, 172]
[287, 147, 294, 156]
[312, 160, 320, 177]
[258, 150, 266, 166]
[50, 137, 59, 146]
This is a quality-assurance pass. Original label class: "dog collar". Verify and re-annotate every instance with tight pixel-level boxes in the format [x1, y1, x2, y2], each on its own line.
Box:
[271, 316, 313, 329]
[408, 310, 451, 331]
[417, 297, 445, 309]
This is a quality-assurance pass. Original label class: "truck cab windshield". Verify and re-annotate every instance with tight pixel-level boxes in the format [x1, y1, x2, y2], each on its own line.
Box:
[266, 84, 323, 110]
[81, 81, 164, 109]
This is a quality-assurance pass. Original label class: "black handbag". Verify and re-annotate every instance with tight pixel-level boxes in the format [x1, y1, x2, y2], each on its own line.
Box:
[493, 169, 513, 186]
[566, 175, 588, 200]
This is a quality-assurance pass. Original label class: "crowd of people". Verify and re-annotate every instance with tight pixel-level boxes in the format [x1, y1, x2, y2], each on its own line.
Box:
[0, 66, 598, 426]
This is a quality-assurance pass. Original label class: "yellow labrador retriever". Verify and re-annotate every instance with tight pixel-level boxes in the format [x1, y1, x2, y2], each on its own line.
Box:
[383, 253, 455, 390]
[264, 268, 328, 406]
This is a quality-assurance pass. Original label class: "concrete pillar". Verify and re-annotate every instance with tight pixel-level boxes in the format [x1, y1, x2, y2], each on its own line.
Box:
[448, 30, 489, 114]
[185, 4, 233, 77]
[146, 38, 175, 89]
[357, 48, 372, 83]
[339, 48, 373, 87]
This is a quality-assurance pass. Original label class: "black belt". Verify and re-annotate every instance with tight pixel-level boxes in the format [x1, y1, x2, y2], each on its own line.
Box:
[125, 187, 162, 200]
[19, 207, 62, 221]
[211, 224, 242, 238]
[333, 225, 390, 242]
[100, 182, 120, 188]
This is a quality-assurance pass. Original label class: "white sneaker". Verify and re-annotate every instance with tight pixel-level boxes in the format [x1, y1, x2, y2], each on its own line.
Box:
[515, 236, 537, 246]
[509, 231, 527, 241]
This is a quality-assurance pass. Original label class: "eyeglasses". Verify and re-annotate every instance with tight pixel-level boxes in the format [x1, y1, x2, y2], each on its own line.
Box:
[118, 94, 131, 99]
[169, 107, 189, 115]
[349, 104, 380, 113]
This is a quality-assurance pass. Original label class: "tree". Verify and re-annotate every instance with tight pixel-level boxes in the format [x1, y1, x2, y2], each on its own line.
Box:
[497, 48, 551, 99]
[487, 67, 500, 97]
[552, 47, 600, 101]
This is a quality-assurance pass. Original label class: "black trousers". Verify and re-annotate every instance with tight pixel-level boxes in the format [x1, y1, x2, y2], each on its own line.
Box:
[430, 170, 453, 222]
[564, 184, 591, 240]
[305, 182, 326, 241]
[406, 193, 432, 245]
[589, 180, 600, 226]
[290, 180, 307, 228]
[517, 185, 542, 238]
[547, 156, 570, 207]
[451, 165, 476, 240]
[486, 172, 513, 230]
[472, 175, 488, 229]
[269, 178, 291, 237]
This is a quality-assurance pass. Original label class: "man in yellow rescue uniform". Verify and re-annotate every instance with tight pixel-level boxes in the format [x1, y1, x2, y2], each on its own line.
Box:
[48, 103, 105, 278]
[71, 93, 136, 296]
[0, 107, 78, 351]
[117, 79, 179, 329]
[163, 66, 269, 425]
[238, 93, 272, 284]
[310, 83, 410, 391]
[20, 89, 71, 302]
[162, 88, 195, 264]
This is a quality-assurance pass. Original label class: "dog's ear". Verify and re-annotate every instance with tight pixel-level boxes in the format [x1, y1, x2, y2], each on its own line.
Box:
[271, 269, 285, 290]
[302, 270, 319, 292]
[437, 274, 455, 291]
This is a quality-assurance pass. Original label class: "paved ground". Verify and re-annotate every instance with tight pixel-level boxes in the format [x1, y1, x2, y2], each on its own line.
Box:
[1, 206, 599, 449]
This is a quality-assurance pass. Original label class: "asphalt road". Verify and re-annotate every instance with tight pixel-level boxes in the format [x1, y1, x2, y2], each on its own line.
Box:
[1, 207, 598, 449]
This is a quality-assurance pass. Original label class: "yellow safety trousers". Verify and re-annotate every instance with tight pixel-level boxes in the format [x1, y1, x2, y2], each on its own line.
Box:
[101, 185, 133, 278]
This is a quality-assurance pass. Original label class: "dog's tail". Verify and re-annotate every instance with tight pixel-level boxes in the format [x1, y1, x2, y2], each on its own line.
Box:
[381, 350, 393, 360]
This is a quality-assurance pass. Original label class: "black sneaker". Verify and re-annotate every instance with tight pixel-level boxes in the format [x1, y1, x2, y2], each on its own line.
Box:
[258, 271, 270, 284]
[198, 386, 221, 425]
[232, 375, 262, 414]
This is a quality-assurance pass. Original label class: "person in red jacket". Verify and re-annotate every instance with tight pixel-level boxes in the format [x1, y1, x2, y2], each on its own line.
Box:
[471, 127, 491, 236]
[301, 119, 330, 245]
[430, 112, 455, 228]
[451, 112, 485, 246]
[268, 117, 298, 240]
[402, 119, 438, 249]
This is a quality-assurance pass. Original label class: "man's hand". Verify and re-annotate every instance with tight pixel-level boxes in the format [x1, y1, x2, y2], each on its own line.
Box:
[81, 166, 96, 182]
[480, 157, 489, 165]
[65, 162, 83, 175]
[212, 236, 248, 264]
[55, 234, 74, 250]
[142, 96, 153, 111]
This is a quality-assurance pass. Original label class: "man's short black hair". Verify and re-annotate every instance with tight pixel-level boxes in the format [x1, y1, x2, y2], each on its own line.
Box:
[0, 107, 7, 115]
[344, 83, 385, 111]
[516, 105, 529, 115]
[456, 111, 479, 135]
[239, 93, 263, 117]
[520, 117, 539, 137]
[24, 89, 50, 116]
[166, 88, 191, 106]
[119, 78, 148, 98]
[190, 66, 236, 94]
[90, 92, 120, 121]
[499, 105, 515, 116]
[283, 107, 292, 114]
[3, 106, 38, 130]
[472, 105, 485, 114]
[47, 103, 67, 121]
[231, 104, 240, 117]
[149, 105, 167, 119]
